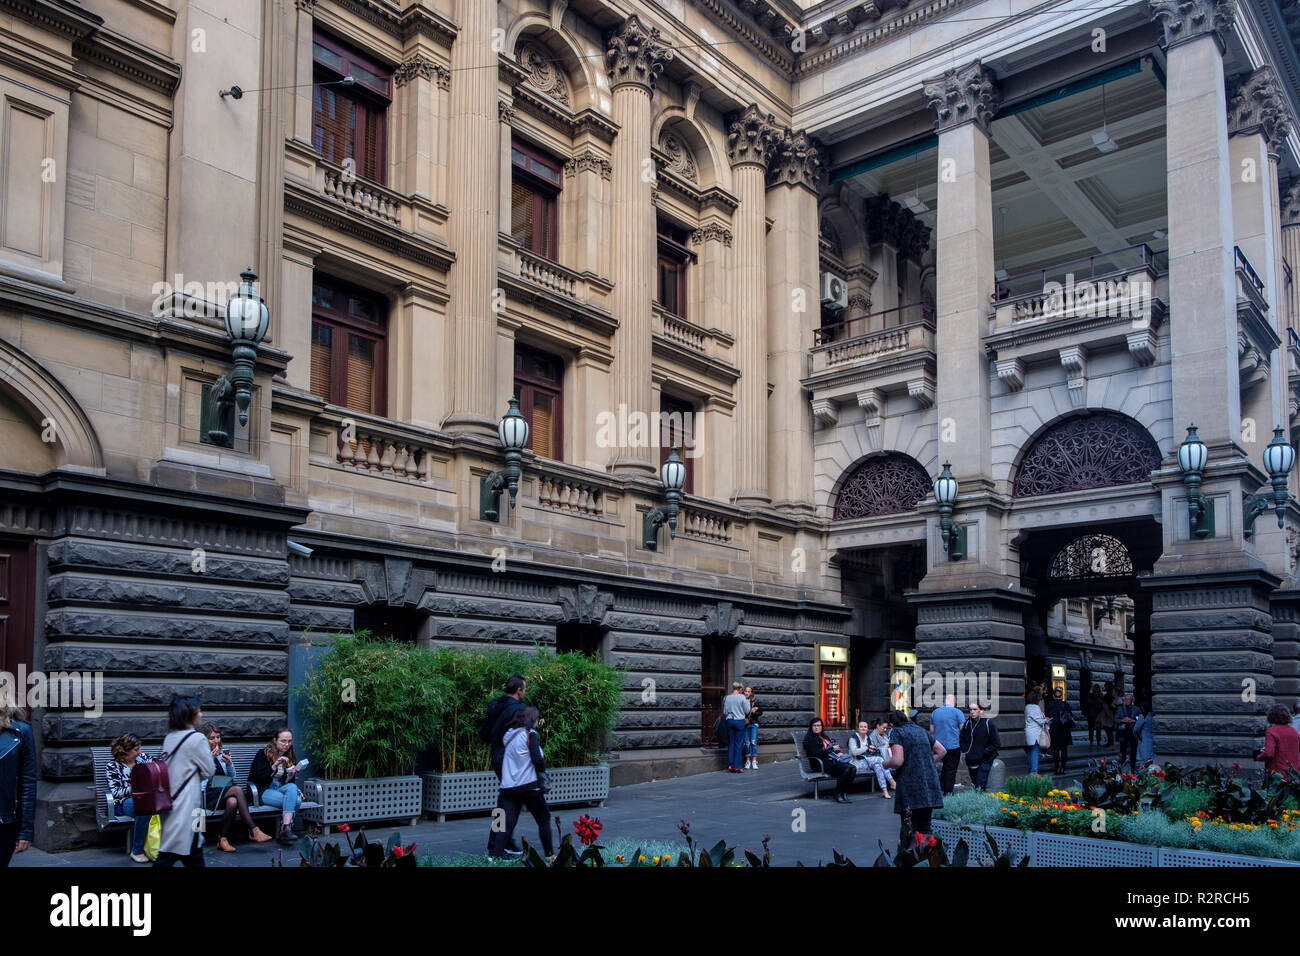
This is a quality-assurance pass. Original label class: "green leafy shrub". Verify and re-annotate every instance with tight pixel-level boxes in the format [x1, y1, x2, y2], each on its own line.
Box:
[1006, 775, 1055, 799]
[429, 645, 623, 772]
[936, 789, 1004, 826]
[1159, 785, 1210, 821]
[296, 634, 452, 779]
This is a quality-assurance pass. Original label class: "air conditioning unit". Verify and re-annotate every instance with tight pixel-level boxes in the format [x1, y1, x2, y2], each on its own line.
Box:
[820, 272, 848, 311]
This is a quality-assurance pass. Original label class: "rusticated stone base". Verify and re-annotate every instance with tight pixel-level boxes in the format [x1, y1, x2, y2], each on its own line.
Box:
[1143, 568, 1280, 764]
[1270, 588, 1300, 705]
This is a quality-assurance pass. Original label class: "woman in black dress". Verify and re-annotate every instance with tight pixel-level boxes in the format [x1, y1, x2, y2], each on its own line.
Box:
[803, 718, 857, 803]
[885, 709, 946, 844]
[1043, 689, 1074, 774]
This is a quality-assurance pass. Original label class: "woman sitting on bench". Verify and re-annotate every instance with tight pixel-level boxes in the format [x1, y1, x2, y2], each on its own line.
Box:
[201, 724, 272, 852]
[848, 719, 896, 798]
[106, 733, 154, 863]
[249, 728, 303, 845]
[803, 718, 857, 804]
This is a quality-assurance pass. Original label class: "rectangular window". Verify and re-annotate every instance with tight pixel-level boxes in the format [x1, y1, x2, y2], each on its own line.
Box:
[312, 32, 391, 184]
[310, 276, 387, 416]
[660, 393, 695, 495]
[511, 141, 562, 259]
[656, 221, 694, 318]
[514, 344, 564, 461]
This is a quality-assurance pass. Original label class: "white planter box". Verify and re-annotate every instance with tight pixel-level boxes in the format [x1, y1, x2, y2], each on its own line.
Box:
[931, 819, 1300, 867]
[299, 775, 423, 828]
[422, 765, 609, 822]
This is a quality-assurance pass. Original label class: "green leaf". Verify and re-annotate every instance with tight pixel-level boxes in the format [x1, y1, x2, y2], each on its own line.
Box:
[521, 838, 548, 868]
[744, 849, 762, 868]
[952, 838, 970, 868]
[697, 849, 713, 868]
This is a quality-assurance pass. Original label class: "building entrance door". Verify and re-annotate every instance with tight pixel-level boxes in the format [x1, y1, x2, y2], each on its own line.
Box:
[0, 541, 34, 682]
[701, 639, 728, 746]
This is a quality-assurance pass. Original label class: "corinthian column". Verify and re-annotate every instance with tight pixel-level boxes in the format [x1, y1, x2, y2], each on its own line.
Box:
[443, 0, 500, 434]
[727, 105, 778, 506]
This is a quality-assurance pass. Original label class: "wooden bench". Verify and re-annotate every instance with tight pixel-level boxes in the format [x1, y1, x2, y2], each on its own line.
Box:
[90, 744, 321, 848]
[790, 730, 881, 799]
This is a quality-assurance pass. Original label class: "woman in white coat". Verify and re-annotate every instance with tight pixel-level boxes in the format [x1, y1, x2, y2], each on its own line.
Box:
[1023, 688, 1050, 775]
[154, 696, 213, 867]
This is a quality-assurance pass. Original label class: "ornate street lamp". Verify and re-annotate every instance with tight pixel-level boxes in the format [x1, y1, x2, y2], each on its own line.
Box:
[643, 447, 686, 550]
[480, 397, 530, 522]
[1244, 425, 1296, 536]
[932, 461, 966, 561]
[1176, 424, 1213, 539]
[204, 268, 270, 446]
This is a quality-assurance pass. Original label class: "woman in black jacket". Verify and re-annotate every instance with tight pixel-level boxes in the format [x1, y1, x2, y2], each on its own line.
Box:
[0, 703, 36, 866]
[249, 728, 303, 845]
[803, 718, 857, 803]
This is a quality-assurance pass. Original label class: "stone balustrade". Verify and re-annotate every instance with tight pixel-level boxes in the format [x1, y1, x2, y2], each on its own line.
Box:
[534, 470, 604, 517]
[677, 505, 733, 543]
[518, 249, 579, 298]
[321, 162, 403, 227]
[336, 424, 435, 482]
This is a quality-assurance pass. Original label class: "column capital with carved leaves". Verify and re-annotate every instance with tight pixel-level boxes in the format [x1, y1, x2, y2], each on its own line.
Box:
[726, 104, 779, 170]
[605, 14, 673, 93]
[923, 60, 1000, 135]
[1227, 66, 1293, 160]
[1149, 0, 1235, 52]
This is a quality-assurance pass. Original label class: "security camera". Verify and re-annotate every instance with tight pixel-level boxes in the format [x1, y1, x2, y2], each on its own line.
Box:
[286, 540, 314, 558]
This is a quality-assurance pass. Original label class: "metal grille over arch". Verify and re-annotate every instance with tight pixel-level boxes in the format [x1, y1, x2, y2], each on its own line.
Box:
[1048, 534, 1135, 581]
[1013, 412, 1162, 498]
[833, 453, 931, 520]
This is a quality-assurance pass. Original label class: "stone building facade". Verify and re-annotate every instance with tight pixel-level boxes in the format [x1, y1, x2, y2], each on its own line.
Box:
[1, 0, 1299, 847]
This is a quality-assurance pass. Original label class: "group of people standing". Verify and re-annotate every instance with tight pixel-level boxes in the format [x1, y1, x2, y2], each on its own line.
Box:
[721, 683, 762, 772]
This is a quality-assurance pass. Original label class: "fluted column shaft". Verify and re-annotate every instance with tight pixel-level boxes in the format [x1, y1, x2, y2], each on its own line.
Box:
[443, 0, 500, 433]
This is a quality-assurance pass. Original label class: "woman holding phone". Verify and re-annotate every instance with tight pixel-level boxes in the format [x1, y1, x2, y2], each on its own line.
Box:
[201, 724, 271, 852]
[249, 728, 304, 845]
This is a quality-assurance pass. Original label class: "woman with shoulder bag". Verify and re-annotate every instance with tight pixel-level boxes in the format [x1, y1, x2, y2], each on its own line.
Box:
[1044, 689, 1074, 774]
[155, 695, 214, 867]
[1023, 689, 1050, 775]
[107, 733, 155, 862]
[803, 718, 857, 803]
[491, 705, 555, 861]
[201, 723, 272, 852]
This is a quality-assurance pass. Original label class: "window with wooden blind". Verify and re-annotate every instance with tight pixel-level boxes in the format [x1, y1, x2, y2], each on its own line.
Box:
[310, 276, 387, 416]
[312, 32, 391, 184]
[511, 140, 562, 260]
[513, 344, 564, 462]
[657, 220, 694, 319]
[660, 393, 695, 495]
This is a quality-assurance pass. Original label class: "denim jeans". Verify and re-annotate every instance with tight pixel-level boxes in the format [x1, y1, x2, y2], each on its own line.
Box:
[727, 718, 746, 769]
[120, 796, 150, 855]
[261, 781, 301, 820]
[966, 762, 991, 790]
[1025, 744, 1040, 774]
[857, 756, 893, 789]
[743, 723, 759, 758]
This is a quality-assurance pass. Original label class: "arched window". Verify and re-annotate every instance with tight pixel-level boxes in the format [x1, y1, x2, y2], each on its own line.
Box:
[1013, 412, 1161, 498]
[833, 453, 931, 520]
[1048, 534, 1134, 580]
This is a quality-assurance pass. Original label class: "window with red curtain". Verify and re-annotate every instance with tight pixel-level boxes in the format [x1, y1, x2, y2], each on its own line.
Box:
[312, 32, 391, 184]
[514, 344, 564, 461]
[659, 393, 695, 495]
[656, 221, 694, 319]
[511, 140, 562, 260]
[310, 276, 388, 416]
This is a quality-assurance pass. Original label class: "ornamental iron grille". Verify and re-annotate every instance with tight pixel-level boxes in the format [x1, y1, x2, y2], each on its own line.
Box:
[1013, 412, 1161, 498]
[1048, 534, 1135, 580]
[833, 453, 931, 520]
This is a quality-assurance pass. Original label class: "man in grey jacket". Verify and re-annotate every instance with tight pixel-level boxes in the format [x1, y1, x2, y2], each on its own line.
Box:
[722, 682, 751, 773]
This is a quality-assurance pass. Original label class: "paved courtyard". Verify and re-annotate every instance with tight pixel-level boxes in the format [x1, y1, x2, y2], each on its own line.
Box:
[14, 758, 906, 867]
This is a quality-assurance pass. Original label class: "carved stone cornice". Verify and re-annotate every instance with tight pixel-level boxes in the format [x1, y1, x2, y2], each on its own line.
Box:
[605, 14, 672, 93]
[1281, 177, 1300, 226]
[690, 223, 733, 247]
[498, 101, 516, 125]
[864, 194, 931, 263]
[393, 54, 449, 90]
[564, 149, 613, 180]
[726, 104, 780, 169]
[1149, 0, 1235, 50]
[766, 127, 827, 193]
[923, 60, 1000, 134]
[1227, 66, 1292, 157]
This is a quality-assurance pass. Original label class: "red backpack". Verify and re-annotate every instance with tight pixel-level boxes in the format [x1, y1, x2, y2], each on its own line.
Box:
[130, 730, 199, 814]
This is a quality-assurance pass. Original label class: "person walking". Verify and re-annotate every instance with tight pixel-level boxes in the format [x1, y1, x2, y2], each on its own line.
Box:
[885, 709, 946, 845]
[490, 706, 555, 861]
[154, 695, 213, 867]
[0, 702, 35, 867]
[929, 694, 964, 795]
[959, 702, 1000, 791]
[1134, 702, 1155, 766]
[1044, 688, 1074, 775]
[1024, 689, 1049, 775]
[249, 728, 303, 845]
[201, 724, 271, 852]
[723, 682, 751, 773]
[106, 733, 155, 862]
[742, 686, 762, 770]
[1114, 692, 1140, 772]
[803, 718, 857, 803]
[1085, 684, 1104, 746]
[1098, 683, 1118, 747]
[1257, 705, 1300, 777]
[478, 675, 527, 854]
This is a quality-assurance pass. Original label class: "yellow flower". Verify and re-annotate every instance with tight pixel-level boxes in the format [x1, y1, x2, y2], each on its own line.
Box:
[638, 855, 645, 862]
[664, 854, 672, 861]
[653, 856, 661, 864]
[1050, 818, 1057, 824]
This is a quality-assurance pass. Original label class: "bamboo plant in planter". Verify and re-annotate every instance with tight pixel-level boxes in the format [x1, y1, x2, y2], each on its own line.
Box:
[422, 646, 622, 821]
[296, 634, 452, 829]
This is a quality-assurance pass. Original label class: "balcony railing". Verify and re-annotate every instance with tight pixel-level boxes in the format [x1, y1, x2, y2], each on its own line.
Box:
[1235, 246, 1266, 299]
[988, 244, 1166, 330]
[654, 303, 708, 353]
[678, 504, 733, 544]
[336, 423, 436, 482]
[518, 249, 579, 298]
[993, 243, 1165, 303]
[320, 162, 403, 227]
[815, 301, 933, 345]
[534, 468, 605, 517]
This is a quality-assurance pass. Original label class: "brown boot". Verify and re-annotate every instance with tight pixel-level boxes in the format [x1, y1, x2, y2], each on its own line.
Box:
[217, 837, 237, 853]
[249, 827, 273, 843]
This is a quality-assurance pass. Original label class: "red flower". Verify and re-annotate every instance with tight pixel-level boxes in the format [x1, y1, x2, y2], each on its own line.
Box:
[926, 836, 938, 848]
[1099, 758, 1106, 764]
[392, 845, 404, 858]
[338, 824, 350, 833]
[573, 814, 604, 846]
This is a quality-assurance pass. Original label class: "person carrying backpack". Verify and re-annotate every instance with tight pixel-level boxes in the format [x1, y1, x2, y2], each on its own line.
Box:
[153, 696, 214, 867]
[478, 675, 527, 855]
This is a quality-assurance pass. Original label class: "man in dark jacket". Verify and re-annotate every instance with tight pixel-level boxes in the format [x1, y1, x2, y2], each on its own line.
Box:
[479, 675, 527, 854]
[958, 703, 999, 791]
[1114, 692, 1140, 771]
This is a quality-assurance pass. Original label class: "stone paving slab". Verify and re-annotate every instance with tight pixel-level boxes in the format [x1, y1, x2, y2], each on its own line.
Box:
[12, 759, 905, 868]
